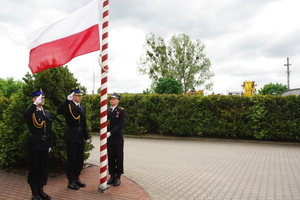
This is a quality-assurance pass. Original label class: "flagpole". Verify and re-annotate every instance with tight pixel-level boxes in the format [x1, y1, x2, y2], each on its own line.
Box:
[98, 0, 109, 193]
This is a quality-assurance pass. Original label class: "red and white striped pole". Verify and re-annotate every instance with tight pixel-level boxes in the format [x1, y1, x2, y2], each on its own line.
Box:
[98, 0, 109, 193]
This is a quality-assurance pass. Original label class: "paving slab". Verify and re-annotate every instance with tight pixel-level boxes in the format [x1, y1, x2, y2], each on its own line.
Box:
[88, 135, 300, 200]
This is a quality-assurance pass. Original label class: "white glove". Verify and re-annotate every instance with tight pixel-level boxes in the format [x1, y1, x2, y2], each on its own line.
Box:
[34, 94, 42, 105]
[86, 139, 90, 143]
[67, 92, 74, 101]
[107, 132, 111, 138]
[48, 147, 51, 153]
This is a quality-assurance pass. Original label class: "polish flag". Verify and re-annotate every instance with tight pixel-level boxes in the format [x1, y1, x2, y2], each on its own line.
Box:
[26, 0, 100, 74]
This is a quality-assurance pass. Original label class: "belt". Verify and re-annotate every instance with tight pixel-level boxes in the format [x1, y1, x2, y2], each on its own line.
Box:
[68, 126, 83, 131]
[30, 134, 50, 140]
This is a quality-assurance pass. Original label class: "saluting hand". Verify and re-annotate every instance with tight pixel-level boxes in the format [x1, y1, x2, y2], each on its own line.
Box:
[67, 92, 74, 101]
[34, 94, 42, 105]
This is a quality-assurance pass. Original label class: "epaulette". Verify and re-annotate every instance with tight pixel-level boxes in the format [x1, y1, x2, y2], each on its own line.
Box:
[119, 107, 124, 110]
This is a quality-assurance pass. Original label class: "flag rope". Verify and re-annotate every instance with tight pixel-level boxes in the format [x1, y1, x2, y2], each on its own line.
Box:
[98, 0, 109, 193]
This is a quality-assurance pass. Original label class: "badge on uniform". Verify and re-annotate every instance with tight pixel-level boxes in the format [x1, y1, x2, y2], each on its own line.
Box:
[116, 111, 119, 118]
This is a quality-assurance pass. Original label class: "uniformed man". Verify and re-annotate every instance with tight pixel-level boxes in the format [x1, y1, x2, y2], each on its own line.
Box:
[23, 89, 52, 200]
[57, 88, 90, 190]
[106, 93, 126, 186]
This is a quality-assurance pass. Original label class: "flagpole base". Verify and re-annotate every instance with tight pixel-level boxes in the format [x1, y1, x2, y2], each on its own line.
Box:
[98, 184, 109, 193]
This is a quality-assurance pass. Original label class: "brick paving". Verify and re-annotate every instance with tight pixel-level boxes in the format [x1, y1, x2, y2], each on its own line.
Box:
[1, 135, 300, 200]
[89, 135, 300, 200]
[0, 165, 150, 200]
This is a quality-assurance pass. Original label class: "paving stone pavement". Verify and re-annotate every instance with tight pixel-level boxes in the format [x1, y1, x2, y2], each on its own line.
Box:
[0, 162, 150, 200]
[87, 135, 300, 200]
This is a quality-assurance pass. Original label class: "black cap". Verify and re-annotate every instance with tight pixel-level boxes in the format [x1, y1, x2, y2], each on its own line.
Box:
[31, 89, 45, 98]
[71, 88, 83, 95]
[110, 93, 121, 100]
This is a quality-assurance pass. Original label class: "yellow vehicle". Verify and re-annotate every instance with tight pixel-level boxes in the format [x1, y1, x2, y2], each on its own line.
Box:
[241, 81, 257, 97]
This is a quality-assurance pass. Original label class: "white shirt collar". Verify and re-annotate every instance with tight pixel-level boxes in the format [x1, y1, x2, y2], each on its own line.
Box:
[73, 101, 80, 107]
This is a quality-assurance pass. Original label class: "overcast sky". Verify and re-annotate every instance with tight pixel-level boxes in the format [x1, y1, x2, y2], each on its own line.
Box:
[1, 0, 300, 95]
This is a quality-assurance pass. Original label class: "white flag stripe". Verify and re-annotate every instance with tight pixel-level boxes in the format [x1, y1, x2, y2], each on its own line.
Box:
[26, 0, 99, 50]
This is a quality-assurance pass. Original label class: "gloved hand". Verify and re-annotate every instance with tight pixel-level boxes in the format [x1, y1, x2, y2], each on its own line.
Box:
[48, 147, 51, 153]
[67, 92, 74, 101]
[34, 94, 42, 105]
[86, 139, 90, 143]
[107, 132, 111, 138]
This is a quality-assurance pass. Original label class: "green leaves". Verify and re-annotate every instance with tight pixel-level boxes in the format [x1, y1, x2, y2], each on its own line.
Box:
[116, 94, 300, 142]
[138, 32, 214, 93]
[258, 82, 288, 95]
[0, 66, 94, 169]
[154, 78, 184, 94]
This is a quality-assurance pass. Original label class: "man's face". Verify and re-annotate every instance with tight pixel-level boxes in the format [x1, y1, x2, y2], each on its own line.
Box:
[73, 94, 82, 103]
[110, 97, 119, 107]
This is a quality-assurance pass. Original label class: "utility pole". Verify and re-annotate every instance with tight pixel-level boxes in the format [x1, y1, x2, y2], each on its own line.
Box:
[284, 57, 292, 89]
[93, 70, 95, 95]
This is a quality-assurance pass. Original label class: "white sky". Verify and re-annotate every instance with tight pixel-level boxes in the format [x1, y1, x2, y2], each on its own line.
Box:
[1, 0, 300, 95]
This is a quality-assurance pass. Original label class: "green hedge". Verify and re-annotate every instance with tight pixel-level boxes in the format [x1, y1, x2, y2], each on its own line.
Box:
[89, 94, 300, 142]
[1, 93, 299, 169]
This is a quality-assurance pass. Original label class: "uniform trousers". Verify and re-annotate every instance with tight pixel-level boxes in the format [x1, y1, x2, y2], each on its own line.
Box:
[27, 149, 49, 187]
[107, 142, 124, 177]
[65, 142, 84, 181]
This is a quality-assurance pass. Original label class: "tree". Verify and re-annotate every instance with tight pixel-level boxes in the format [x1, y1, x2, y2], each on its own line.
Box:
[138, 32, 214, 93]
[0, 77, 24, 98]
[0, 66, 94, 170]
[97, 87, 101, 94]
[258, 83, 288, 95]
[143, 88, 152, 94]
[154, 77, 184, 94]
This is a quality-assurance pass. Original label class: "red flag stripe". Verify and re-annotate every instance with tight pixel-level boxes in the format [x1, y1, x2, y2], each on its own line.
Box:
[28, 25, 99, 74]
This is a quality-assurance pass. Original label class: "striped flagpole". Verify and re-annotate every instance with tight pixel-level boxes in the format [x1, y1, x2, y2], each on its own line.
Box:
[98, 0, 109, 193]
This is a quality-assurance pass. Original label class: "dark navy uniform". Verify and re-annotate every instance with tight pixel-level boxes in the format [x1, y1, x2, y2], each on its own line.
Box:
[23, 104, 52, 185]
[23, 90, 52, 200]
[107, 105, 126, 180]
[57, 90, 89, 189]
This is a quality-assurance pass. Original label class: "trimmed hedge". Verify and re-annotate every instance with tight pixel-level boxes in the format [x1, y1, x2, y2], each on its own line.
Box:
[89, 94, 300, 142]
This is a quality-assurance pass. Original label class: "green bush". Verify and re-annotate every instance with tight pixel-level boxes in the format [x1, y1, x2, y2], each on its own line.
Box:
[0, 67, 94, 169]
[92, 93, 300, 142]
[1, 84, 300, 170]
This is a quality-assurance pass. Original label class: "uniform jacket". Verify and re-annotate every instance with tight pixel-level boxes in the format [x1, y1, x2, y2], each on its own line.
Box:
[57, 99, 89, 143]
[107, 106, 126, 145]
[23, 104, 53, 151]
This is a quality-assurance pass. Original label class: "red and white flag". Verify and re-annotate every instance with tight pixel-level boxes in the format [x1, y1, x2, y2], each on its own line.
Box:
[26, 0, 100, 74]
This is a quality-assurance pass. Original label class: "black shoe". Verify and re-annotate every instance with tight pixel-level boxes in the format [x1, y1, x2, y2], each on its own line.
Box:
[68, 181, 79, 190]
[113, 178, 121, 186]
[75, 179, 86, 187]
[107, 176, 115, 185]
[32, 195, 42, 200]
[38, 186, 51, 200]
[30, 186, 42, 200]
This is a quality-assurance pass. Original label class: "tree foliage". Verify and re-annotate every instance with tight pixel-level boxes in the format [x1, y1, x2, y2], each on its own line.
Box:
[154, 77, 184, 94]
[120, 94, 300, 141]
[143, 88, 152, 94]
[258, 83, 288, 95]
[138, 32, 214, 93]
[0, 77, 24, 98]
[0, 66, 94, 170]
